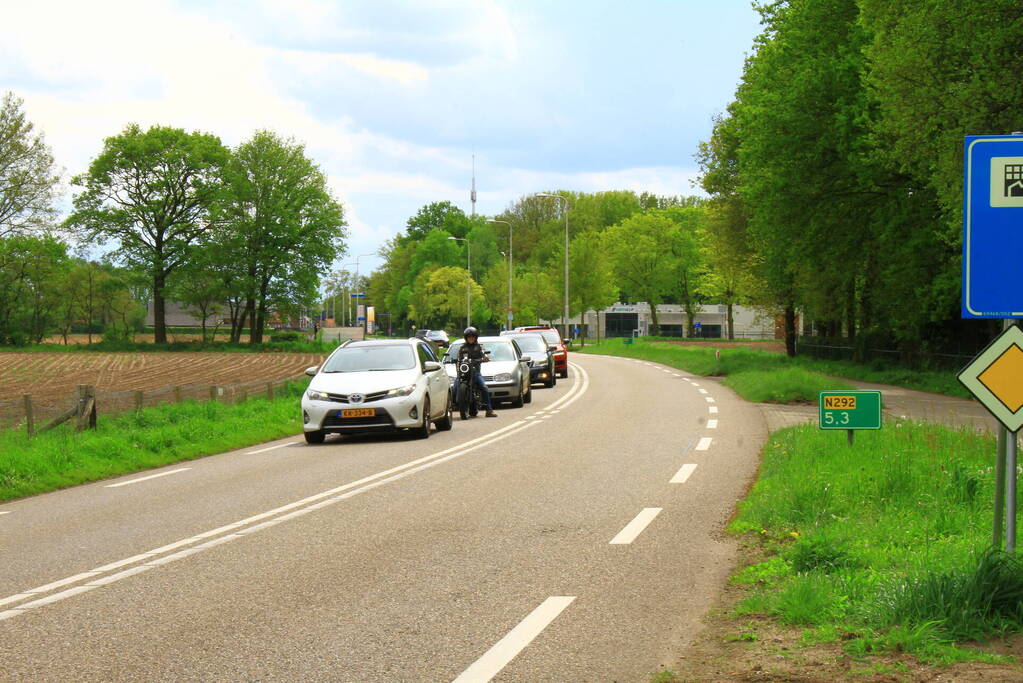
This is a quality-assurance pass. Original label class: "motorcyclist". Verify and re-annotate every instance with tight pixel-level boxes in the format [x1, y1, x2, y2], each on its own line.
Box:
[457, 326, 497, 417]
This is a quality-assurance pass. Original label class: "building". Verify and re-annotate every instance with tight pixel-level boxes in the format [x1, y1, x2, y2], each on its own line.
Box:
[550, 303, 778, 339]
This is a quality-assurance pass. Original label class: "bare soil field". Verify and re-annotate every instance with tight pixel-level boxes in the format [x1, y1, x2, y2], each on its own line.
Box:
[0, 352, 325, 428]
[40, 332, 240, 345]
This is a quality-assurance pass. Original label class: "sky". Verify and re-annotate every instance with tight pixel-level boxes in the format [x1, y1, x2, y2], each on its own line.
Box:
[1, 0, 762, 275]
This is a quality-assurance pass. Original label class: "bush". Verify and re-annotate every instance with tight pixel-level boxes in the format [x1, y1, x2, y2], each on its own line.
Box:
[269, 331, 302, 342]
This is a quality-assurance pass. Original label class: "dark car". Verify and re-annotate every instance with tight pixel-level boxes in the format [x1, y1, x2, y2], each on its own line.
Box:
[425, 330, 450, 347]
[514, 326, 568, 378]
[501, 332, 556, 387]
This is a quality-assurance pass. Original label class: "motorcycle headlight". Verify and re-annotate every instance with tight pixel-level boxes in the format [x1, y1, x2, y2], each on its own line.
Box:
[386, 384, 417, 397]
[306, 389, 329, 400]
[494, 373, 512, 382]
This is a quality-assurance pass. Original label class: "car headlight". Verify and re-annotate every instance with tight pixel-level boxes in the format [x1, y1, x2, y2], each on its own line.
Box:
[494, 373, 512, 382]
[386, 384, 417, 397]
[306, 389, 330, 400]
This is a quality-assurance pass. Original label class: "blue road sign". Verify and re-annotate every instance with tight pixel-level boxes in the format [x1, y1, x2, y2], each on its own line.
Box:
[962, 135, 1023, 318]
[350, 292, 366, 298]
[694, 321, 702, 329]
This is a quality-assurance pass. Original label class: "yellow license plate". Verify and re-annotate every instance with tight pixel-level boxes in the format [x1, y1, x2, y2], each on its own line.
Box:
[824, 396, 857, 410]
[341, 408, 375, 418]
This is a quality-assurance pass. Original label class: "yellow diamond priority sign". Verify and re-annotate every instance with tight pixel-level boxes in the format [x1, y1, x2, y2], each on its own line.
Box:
[959, 325, 1023, 432]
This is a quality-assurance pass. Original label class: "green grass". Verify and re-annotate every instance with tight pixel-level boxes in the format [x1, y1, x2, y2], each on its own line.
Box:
[722, 368, 853, 403]
[576, 338, 970, 399]
[0, 381, 308, 502]
[730, 420, 1022, 663]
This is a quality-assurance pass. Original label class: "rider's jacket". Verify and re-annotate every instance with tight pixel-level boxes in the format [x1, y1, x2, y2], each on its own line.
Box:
[458, 341, 488, 362]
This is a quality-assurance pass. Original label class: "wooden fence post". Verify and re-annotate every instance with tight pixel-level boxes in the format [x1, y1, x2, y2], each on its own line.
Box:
[266, 382, 274, 399]
[174, 385, 182, 403]
[209, 385, 218, 402]
[23, 394, 34, 437]
[239, 388, 248, 403]
[134, 390, 143, 412]
[76, 385, 96, 432]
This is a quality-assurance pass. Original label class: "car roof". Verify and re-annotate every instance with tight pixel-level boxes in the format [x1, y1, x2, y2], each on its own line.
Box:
[344, 338, 418, 347]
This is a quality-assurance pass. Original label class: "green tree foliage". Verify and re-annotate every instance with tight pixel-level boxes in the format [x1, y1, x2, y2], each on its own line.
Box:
[0, 235, 69, 344]
[0, 92, 60, 238]
[219, 130, 346, 343]
[402, 201, 473, 243]
[604, 213, 676, 335]
[408, 266, 486, 329]
[67, 124, 230, 344]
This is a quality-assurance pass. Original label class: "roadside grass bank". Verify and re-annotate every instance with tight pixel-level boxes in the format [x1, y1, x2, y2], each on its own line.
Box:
[729, 421, 1022, 665]
[0, 339, 340, 354]
[575, 339, 852, 403]
[0, 381, 307, 502]
[576, 338, 969, 399]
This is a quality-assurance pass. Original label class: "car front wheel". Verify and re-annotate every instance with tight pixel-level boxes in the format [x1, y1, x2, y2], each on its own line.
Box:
[435, 394, 453, 431]
[304, 430, 325, 445]
[413, 398, 431, 439]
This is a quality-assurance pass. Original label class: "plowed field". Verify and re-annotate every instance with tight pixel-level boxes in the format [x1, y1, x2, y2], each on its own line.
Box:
[0, 352, 324, 408]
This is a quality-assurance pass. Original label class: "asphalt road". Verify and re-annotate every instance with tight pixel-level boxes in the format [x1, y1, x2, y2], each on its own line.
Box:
[0, 353, 767, 681]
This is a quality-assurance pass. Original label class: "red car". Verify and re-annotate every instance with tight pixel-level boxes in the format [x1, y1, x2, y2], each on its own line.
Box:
[514, 326, 568, 378]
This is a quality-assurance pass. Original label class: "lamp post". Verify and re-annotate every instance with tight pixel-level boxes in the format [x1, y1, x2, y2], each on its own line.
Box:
[339, 261, 358, 326]
[536, 193, 570, 339]
[488, 219, 512, 330]
[448, 236, 471, 327]
[354, 253, 375, 335]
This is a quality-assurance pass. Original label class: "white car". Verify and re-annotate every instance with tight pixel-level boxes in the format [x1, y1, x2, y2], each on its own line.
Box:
[301, 339, 453, 444]
[443, 336, 533, 407]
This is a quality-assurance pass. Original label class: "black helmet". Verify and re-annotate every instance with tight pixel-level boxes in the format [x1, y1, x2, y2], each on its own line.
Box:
[463, 326, 479, 340]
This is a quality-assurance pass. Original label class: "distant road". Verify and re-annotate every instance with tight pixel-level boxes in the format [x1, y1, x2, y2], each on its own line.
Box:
[0, 354, 765, 681]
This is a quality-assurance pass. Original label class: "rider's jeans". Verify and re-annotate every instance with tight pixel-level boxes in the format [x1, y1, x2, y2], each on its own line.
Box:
[473, 372, 493, 411]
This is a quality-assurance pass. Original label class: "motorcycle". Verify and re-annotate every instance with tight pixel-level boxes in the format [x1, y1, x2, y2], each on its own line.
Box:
[455, 358, 487, 420]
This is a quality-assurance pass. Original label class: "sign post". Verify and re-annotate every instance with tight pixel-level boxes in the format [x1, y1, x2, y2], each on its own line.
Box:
[818, 390, 882, 445]
[961, 133, 1023, 552]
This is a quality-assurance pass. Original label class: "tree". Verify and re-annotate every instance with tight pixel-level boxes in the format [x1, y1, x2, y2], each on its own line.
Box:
[569, 231, 617, 341]
[604, 213, 676, 335]
[220, 130, 346, 343]
[0, 235, 69, 344]
[701, 197, 755, 339]
[663, 206, 707, 337]
[170, 251, 227, 342]
[67, 124, 230, 343]
[407, 266, 486, 329]
[402, 201, 473, 243]
[0, 92, 61, 238]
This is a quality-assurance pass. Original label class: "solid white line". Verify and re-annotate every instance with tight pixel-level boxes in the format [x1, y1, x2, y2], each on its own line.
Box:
[105, 468, 191, 488]
[698, 388, 708, 395]
[707, 419, 718, 429]
[709, 406, 718, 414]
[609, 508, 662, 545]
[670, 464, 698, 484]
[244, 441, 296, 455]
[0, 364, 591, 620]
[452, 596, 576, 683]
[695, 437, 713, 451]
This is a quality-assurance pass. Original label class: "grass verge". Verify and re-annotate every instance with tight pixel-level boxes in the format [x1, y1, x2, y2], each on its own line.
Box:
[0, 380, 307, 502]
[575, 339, 852, 403]
[730, 420, 1021, 664]
[576, 338, 969, 399]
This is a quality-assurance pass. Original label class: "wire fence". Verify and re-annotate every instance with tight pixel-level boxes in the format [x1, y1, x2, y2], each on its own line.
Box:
[0, 373, 308, 434]
[796, 337, 977, 370]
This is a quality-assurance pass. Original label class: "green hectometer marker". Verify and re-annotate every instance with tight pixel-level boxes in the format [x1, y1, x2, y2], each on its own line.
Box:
[818, 390, 882, 430]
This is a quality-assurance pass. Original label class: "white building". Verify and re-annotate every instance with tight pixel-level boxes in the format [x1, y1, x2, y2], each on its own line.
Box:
[549, 303, 778, 339]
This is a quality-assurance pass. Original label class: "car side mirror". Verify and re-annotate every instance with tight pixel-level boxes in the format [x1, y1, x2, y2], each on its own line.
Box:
[304, 366, 318, 377]
[423, 361, 442, 372]
[548, 345, 558, 351]
[520, 355, 532, 363]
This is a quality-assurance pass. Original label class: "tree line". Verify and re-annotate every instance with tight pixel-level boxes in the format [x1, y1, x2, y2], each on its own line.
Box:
[697, 0, 1022, 358]
[0, 91, 348, 346]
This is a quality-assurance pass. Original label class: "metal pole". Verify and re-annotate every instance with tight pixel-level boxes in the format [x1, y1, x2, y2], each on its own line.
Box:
[1008, 428, 1018, 552]
[488, 219, 513, 330]
[995, 427, 1007, 548]
[466, 242, 471, 327]
[536, 194, 570, 338]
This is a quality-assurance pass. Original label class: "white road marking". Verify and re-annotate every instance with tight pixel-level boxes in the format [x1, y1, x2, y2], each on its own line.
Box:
[244, 441, 297, 455]
[0, 511, 11, 515]
[709, 406, 718, 414]
[105, 468, 191, 488]
[707, 419, 718, 429]
[670, 464, 698, 484]
[524, 415, 536, 420]
[671, 373, 680, 377]
[610, 508, 662, 545]
[695, 437, 713, 451]
[690, 382, 700, 386]
[698, 388, 708, 395]
[705, 397, 715, 403]
[453, 596, 576, 683]
[0, 364, 590, 621]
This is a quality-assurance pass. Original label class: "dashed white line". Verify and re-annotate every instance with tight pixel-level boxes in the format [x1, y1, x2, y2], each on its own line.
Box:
[244, 441, 297, 455]
[671, 373, 681, 377]
[709, 406, 718, 414]
[453, 596, 576, 683]
[705, 397, 715, 403]
[707, 419, 718, 429]
[698, 388, 708, 395]
[0, 511, 11, 516]
[670, 464, 698, 484]
[695, 437, 713, 451]
[610, 508, 662, 545]
[690, 382, 700, 387]
[105, 468, 191, 488]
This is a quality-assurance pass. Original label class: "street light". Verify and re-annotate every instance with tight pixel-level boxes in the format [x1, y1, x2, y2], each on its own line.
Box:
[354, 253, 375, 334]
[536, 193, 570, 339]
[488, 219, 512, 330]
[338, 261, 359, 326]
[448, 236, 471, 327]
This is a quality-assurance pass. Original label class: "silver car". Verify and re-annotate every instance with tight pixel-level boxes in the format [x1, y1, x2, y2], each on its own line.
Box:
[301, 339, 453, 444]
[443, 336, 533, 407]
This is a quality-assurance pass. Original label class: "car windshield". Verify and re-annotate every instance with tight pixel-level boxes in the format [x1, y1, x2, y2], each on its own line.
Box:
[510, 335, 545, 353]
[537, 330, 561, 345]
[321, 345, 416, 372]
[445, 340, 517, 362]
